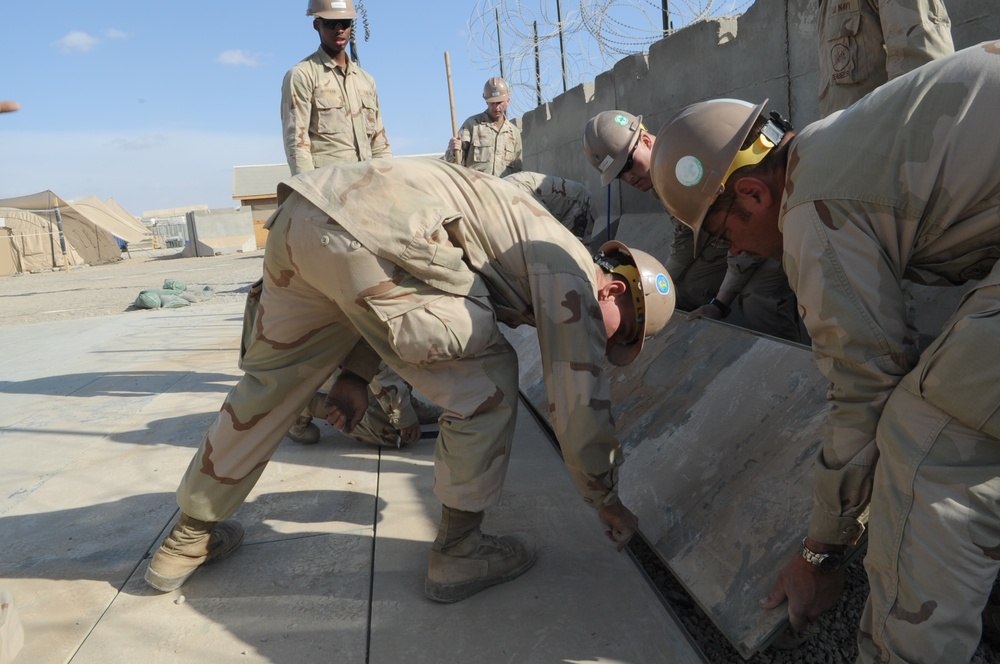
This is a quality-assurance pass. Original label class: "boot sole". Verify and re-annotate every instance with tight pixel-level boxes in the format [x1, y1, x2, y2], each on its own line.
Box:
[424, 548, 537, 603]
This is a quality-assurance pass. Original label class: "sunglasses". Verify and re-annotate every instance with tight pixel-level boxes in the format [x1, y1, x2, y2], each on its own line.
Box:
[617, 143, 638, 180]
[319, 18, 353, 30]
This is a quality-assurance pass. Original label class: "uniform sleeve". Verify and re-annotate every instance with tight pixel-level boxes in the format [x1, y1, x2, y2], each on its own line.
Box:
[782, 200, 918, 545]
[880, 0, 954, 82]
[368, 82, 392, 159]
[505, 126, 523, 175]
[664, 220, 696, 279]
[529, 267, 624, 508]
[444, 118, 474, 164]
[281, 68, 315, 175]
[719, 254, 763, 293]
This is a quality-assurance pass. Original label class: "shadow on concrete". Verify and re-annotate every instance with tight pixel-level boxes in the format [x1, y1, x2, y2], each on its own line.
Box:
[0, 371, 237, 398]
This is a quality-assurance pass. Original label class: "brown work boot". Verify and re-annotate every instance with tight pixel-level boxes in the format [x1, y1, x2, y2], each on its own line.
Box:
[286, 414, 320, 445]
[144, 514, 245, 592]
[424, 506, 536, 603]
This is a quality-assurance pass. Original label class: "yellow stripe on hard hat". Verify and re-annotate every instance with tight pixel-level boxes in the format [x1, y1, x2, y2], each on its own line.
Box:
[721, 131, 776, 187]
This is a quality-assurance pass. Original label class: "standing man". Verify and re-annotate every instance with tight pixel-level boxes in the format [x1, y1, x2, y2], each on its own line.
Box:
[281, 0, 390, 173]
[445, 77, 522, 177]
[583, 110, 803, 343]
[277, 0, 436, 446]
[818, 0, 953, 116]
[650, 42, 1000, 662]
[144, 157, 677, 603]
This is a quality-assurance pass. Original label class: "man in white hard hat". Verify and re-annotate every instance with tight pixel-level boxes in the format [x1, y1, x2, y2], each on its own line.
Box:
[650, 42, 1000, 662]
[144, 157, 677, 605]
[445, 77, 522, 177]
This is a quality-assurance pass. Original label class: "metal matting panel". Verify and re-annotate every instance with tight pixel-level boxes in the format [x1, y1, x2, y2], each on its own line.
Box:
[504, 315, 828, 658]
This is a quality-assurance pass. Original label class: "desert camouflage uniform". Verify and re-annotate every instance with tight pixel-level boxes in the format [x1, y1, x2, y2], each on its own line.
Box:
[817, 0, 953, 116]
[503, 171, 596, 240]
[277, 46, 412, 445]
[444, 112, 522, 177]
[281, 48, 391, 175]
[782, 42, 1000, 661]
[666, 215, 802, 342]
[177, 157, 625, 524]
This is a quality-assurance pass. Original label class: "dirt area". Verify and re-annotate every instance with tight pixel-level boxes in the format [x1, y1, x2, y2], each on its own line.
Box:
[0, 246, 264, 328]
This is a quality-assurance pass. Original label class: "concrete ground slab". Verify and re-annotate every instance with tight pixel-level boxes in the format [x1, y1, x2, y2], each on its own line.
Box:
[0, 302, 705, 663]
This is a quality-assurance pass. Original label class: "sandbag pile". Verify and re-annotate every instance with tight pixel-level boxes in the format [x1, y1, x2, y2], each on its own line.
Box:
[134, 279, 215, 309]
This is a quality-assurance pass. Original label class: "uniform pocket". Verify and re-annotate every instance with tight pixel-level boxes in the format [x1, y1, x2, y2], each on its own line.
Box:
[365, 285, 500, 366]
[821, 0, 875, 87]
[315, 89, 347, 134]
[915, 302, 1000, 440]
[360, 91, 378, 136]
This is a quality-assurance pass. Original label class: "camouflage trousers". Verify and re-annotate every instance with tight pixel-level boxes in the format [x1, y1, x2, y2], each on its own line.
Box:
[241, 279, 418, 447]
[176, 192, 520, 522]
[858, 264, 1000, 662]
[818, 0, 953, 116]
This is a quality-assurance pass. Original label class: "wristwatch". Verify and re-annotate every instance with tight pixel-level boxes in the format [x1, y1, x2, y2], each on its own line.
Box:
[800, 538, 845, 573]
[708, 297, 731, 319]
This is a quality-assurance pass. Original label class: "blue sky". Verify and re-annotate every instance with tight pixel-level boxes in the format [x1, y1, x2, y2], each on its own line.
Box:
[0, 1, 744, 216]
[0, 1, 519, 215]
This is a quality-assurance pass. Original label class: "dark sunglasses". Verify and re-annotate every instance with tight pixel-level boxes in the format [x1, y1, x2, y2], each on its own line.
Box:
[617, 143, 638, 180]
[319, 18, 353, 30]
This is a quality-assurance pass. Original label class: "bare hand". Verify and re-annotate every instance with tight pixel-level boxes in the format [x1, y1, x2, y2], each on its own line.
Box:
[323, 375, 370, 434]
[0, 101, 20, 113]
[598, 501, 639, 551]
[448, 137, 461, 153]
[686, 303, 723, 322]
[760, 554, 845, 631]
[398, 422, 421, 446]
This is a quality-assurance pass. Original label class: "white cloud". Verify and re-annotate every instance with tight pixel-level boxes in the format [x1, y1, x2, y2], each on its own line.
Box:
[109, 134, 168, 151]
[105, 28, 127, 40]
[55, 31, 100, 53]
[217, 50, 259, 67]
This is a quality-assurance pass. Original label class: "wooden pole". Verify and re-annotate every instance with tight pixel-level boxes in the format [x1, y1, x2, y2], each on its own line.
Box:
[444, 51, 461, 163]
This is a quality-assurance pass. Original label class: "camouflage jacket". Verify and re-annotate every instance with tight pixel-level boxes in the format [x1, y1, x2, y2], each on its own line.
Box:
[444, 112, 522, 177]
[280, 157, 624, 507]
[503, 171, 595, 240]
[782, 41, 1000, 544]
[281, 48, 391, 175]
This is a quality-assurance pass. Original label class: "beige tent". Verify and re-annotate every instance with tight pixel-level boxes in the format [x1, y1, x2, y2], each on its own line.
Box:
[0, 209, 86, 275]
[0, 190, 148, 273]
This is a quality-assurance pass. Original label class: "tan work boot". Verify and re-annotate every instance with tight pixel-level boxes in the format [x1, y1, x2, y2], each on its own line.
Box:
[286, 414, 320, 445]
[144, 514, 245, 592]
[424, 506, 536, 603]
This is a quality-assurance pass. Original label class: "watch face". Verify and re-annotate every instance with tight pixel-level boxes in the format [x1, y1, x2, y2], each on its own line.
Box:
[816, 553, 843, 573]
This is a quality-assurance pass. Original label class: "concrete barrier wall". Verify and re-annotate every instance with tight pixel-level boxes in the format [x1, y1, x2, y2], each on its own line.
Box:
[182, 207, 256, 258]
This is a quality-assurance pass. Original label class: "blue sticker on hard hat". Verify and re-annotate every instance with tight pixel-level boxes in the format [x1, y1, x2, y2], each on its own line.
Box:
[675, 156, 704, 188]
[614, 114, 628, 126]
[655, 274, 670, 294]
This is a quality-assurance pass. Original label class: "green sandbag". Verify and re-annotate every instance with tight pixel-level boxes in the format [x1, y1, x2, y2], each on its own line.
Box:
[178, 286, 215, 303]
[134, 289, 192, 309]
[162, 279, 187, 291]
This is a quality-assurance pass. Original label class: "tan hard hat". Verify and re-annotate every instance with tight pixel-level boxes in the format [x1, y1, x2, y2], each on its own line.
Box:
[483, 77, 510, 102]
[582, 111, 644, 187]
[307, 0, 357, 20]
[595, 240, 676, 366]
[649, 98, 767, 248]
